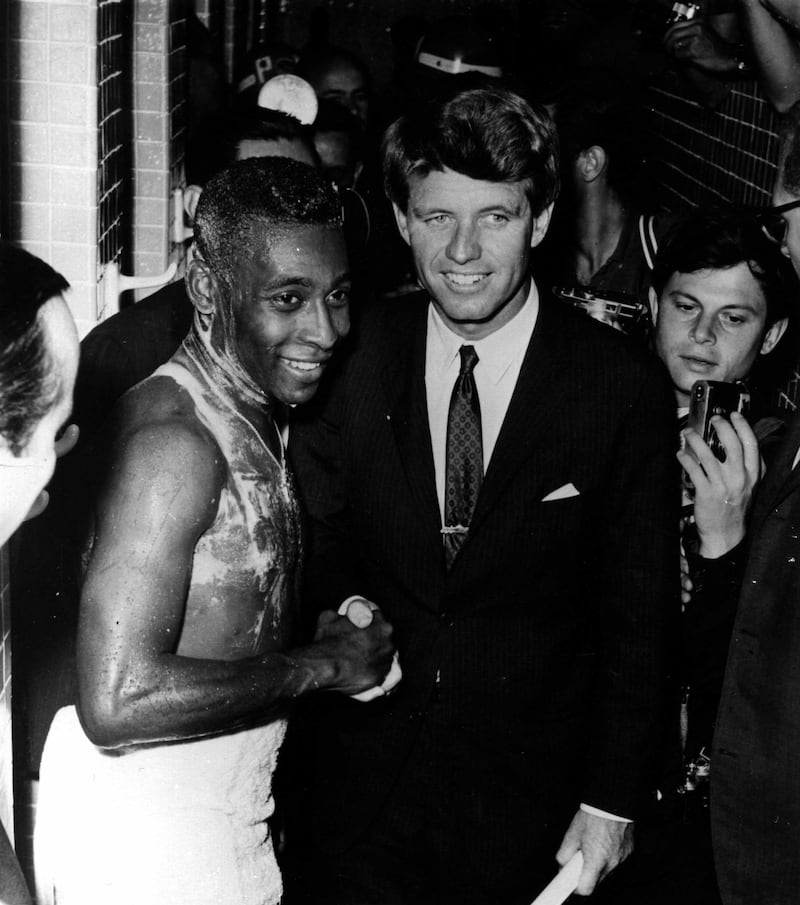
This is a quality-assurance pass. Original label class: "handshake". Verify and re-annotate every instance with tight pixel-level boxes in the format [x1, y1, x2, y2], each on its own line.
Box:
[338, 598, 403, 701]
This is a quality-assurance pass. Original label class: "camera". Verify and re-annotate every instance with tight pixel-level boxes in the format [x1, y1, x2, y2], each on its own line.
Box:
[666, 2, 701, 26]
[688, 380, 750, 462]
[552, 286, 651, 340]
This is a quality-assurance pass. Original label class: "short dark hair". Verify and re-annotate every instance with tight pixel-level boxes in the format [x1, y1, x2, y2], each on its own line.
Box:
[194, 156, 342, 295]
[554, 72, 650, 203]
[187, 109, 318, 186]
[779, 101, 800, 197]
[382, 84, 559, 216]
[298, 45, 372, 96]
[652, 208, 794, 327]
[0, 242, 70, 454]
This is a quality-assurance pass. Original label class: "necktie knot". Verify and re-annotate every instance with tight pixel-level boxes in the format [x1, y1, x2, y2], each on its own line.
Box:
[459, 345, 479, 377]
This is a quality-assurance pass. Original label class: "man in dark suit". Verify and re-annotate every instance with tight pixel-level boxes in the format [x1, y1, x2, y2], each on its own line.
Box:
[289, 83, 679, 905]
[704, 101, 800, 905]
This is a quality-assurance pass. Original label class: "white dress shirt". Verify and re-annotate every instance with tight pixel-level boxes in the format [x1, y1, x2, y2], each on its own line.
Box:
[425, 282, 539, 522]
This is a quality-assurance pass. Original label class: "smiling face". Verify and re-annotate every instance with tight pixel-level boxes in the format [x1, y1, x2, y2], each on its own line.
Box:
[231, 224, 351, 406]
[393, 168, 552, 340]
[653, 263, 786, 408]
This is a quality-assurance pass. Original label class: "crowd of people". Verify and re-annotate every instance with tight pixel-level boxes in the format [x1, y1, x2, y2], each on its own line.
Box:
[4, 3, 800, 905]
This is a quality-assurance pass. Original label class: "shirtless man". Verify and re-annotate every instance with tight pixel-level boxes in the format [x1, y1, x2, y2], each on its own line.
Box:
[34, 156, 395, 905]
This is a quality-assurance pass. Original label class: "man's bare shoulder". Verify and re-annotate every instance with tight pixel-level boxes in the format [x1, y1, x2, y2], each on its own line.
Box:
[100, 373, 227, 521]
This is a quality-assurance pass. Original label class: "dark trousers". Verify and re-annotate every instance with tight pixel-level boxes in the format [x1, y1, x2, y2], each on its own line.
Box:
[285, 719, 564, 905]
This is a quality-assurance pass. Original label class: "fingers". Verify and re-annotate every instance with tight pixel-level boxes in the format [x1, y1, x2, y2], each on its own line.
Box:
[316, 609, 338, 630]
[555, 813, 582, 867]
[54, 423, 80, 458]
[728, 412, 761, 481]
[680, 417, 757, 490]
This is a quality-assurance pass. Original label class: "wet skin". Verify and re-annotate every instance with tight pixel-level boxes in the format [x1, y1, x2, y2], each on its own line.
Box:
[77, 224, 392, 749]
[231, 225, 351, 406]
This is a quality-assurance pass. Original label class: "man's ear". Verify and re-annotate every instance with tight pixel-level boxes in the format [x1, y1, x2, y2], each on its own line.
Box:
[392, 202, 411, 246]
[577, 146, 608, 184]
[530, 202, 555, 249]
[185, 255, 217, 326]
[184, 185, 204, 223]
[760, 316, 789, 355]
[649, 285, 659, 324]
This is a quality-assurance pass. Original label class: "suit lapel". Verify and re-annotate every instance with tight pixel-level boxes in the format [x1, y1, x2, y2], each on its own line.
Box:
[751, 412, 800, 530]
[380, 298, 443, 538]
[469, 295, 571, 535]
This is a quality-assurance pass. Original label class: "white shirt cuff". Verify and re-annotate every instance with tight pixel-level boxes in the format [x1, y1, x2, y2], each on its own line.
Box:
[580, 803, 632, 823]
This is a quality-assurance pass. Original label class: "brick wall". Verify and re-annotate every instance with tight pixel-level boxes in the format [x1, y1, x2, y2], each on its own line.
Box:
[646, 72, 781, 212]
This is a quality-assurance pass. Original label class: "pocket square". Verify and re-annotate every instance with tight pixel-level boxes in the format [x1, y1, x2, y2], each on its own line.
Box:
[541, 483, 580, 502]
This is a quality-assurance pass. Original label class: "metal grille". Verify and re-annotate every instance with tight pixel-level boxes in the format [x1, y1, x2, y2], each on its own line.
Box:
[169, 1, 187, 193]
[97, 0, 130, 268]
[645, 74, 781, 213]
[645, 73, 800, 410]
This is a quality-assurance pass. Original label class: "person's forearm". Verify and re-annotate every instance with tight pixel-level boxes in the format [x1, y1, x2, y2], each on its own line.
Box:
[762, 0, 800, 33]
[77, 627, 385, 749]
[78, 648, 331, 748]
[738, 0, 800, 111]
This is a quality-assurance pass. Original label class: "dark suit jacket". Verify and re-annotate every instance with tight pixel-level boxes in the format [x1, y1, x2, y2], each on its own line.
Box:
[75, 280, 192, 441]
[712, 411, 800, 905]
[290, 290, 679, 886]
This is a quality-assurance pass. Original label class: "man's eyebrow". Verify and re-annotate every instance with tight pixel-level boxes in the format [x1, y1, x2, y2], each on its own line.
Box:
[260, 271, 353, 292]
[411, 201, 524, 217]
[670, 290, 760, 312]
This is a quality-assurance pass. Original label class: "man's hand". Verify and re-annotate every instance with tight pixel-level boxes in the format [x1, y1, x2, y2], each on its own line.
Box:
[309, 603, 396, 696]
[678, 412, 760, 558]
[680, 540, 693, 608]
[664, 18, 741, 73]
[555, 810, 633, 896]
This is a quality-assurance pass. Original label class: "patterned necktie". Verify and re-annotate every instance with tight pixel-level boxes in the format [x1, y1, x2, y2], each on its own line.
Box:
[443, 345, 483, 568]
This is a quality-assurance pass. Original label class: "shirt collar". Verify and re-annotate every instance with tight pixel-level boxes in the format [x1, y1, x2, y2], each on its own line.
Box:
[427, 282, 539, 384]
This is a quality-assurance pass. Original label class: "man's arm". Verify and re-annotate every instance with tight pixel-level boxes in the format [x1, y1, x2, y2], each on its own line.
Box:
[77, 419, 394, 749]
[558, 362, 680, 893]
[737, 0, 800, 112]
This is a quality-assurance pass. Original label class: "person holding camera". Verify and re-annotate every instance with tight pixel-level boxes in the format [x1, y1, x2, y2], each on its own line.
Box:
[649, 206, 793, 902]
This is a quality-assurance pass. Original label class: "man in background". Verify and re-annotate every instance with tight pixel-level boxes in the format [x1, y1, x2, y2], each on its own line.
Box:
[0, 242, 79, 905]
[704, 100, 800, 905]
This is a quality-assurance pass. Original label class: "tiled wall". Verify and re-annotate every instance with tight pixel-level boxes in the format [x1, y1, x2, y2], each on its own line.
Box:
[0, 547, 12, 844]
[131, 0, 187, 283]
[4, 0, 99, 333]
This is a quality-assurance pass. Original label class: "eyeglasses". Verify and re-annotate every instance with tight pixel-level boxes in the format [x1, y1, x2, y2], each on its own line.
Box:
[752, 197, 800, 246]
